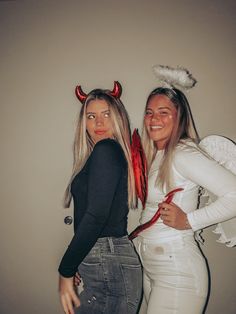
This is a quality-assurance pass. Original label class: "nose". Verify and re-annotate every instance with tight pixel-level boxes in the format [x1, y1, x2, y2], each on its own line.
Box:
[95, 115, 104, 126]
[151, 112, 161, 121]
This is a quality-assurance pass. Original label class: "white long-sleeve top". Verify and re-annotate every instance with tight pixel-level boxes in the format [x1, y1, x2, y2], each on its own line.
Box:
[140, 142, 236, 243]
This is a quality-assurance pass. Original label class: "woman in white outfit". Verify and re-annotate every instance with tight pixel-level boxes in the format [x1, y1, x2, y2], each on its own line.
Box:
[137, 66, 236, 314]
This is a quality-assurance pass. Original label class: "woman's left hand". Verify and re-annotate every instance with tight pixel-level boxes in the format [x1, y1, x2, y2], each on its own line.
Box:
[59, 275, 80, 314]
[159, 201, 191, 230]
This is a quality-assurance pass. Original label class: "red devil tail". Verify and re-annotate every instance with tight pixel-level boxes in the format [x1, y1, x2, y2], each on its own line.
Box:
[129, 188, 183, 240]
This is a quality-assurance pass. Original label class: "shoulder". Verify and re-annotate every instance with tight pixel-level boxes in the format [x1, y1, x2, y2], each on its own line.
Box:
[173, 140, 209, 167]
[90, 139, 126, 165]
[93, 138, 124, 155]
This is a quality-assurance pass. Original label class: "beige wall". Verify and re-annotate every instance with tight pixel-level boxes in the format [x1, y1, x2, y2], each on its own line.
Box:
[0, 0, 235, 313]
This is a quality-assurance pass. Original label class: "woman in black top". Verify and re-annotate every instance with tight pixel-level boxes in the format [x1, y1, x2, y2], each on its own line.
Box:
[58, 82, 142, 314]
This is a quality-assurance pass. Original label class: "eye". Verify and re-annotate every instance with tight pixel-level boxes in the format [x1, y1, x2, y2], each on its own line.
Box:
[145, 110, 153, 116]
[87, 114, 95, 119]
[104, 112, 110, 118]
[159, 110, 169, 116]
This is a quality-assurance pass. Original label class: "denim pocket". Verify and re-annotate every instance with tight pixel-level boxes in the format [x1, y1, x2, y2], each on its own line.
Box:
[79, 252, 103, 288]
[121, 262, 142, 310]
[81, 259, 101, 266]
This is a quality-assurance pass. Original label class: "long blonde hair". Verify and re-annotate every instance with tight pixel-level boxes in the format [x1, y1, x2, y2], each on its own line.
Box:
[64, 88, 136, 208]
[142, 87, 200, 191]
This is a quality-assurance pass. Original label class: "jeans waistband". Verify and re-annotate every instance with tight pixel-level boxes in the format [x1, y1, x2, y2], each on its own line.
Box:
[97, 235, 129, 244]
[95, 235, 130, 253]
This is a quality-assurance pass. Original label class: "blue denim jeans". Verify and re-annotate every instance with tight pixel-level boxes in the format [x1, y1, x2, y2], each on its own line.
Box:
[76, 235, 142, 314]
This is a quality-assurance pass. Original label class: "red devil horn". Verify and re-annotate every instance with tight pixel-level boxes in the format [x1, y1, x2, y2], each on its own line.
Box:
[110, 81, 122, 98]
[75, 85, 88, 104]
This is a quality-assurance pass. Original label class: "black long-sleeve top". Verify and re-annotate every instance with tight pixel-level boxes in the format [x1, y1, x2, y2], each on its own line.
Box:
[58, 139, 129, 277]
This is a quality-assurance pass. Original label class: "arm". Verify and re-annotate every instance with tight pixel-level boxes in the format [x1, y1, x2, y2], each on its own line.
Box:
[59, 140, 125, 277]
[58, 140, 125, 313]
[162, 146, 236, 231]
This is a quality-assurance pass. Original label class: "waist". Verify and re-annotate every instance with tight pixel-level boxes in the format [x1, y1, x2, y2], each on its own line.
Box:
[97, 235, 129, 245]
[138, 222, 194, 243]
[139, 206, 194, 242]
[87, 235, 136, 256]
[138, 233, 196, 248]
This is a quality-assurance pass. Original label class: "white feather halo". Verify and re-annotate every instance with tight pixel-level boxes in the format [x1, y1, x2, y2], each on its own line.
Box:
[153, 65, 197, 90]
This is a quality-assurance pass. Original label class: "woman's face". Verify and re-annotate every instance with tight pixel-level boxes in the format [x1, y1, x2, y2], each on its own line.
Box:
[144, 94, 177, 149]
[86, 99, 114, 143]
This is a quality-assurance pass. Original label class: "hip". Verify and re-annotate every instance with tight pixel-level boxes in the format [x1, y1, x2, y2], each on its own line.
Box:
[137, 234, 204, 261]
[78, 236, 142, 312]
[137, 235, 208, 282]
[80, 235, 141, 269]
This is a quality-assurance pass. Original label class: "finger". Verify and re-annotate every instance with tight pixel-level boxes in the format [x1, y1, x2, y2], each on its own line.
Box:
[162, 203, 173, 210]
[162, 206, 169, 212]
[161, 214, 170, 221]
[65, 289, 80, 309]
[74, 278, 80, 286]
[65, 293, 75, 314]
[162, 218, 172, 226]
[160, 208, 169, 215]
[74, 273, 81, 286]
[159, 203, 168, 210]
[165, 216, 172, 223]
[75, 276, 81, 283]
[72, 292, 81, 308]
[159, 202, 168, 210]
[61, 295, 70, 314]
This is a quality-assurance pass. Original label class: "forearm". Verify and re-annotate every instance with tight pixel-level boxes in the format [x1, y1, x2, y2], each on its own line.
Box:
[187, 191, 236, 231]
[59, 212, 107, 277]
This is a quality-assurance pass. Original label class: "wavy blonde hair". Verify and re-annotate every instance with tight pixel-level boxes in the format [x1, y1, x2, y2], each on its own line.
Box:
[142, 87, 200, 191]
[64, 88, 136, 208]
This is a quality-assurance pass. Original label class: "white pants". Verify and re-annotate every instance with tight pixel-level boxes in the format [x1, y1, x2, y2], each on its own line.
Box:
[137, 236, 209, 314]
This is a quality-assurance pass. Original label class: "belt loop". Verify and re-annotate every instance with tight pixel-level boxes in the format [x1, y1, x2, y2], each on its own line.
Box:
[108, 237, 114, 253]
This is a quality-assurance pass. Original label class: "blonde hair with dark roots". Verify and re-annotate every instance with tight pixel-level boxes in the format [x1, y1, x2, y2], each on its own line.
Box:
[142, 87, 200, 191]
[64, 88, 136, 208]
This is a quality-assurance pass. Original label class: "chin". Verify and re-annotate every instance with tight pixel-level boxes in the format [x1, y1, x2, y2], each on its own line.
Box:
[149, 135, 162, 142]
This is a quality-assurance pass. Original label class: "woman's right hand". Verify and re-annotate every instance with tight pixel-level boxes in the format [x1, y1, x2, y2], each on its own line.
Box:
[59, 275, 80, 314]
[159, 201, 191, 230]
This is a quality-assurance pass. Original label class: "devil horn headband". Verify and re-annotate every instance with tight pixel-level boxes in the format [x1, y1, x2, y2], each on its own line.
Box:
[75, 81, 122, 104]
[110, 81, 122, 98]
[75, 86, 87, 104]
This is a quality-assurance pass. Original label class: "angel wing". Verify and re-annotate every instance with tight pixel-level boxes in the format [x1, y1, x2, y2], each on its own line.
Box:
[199, 135, 236, 247]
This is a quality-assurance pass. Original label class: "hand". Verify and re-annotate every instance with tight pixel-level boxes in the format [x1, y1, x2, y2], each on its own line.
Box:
[159, 201, 191, 230]
[59, 275, 80, 314]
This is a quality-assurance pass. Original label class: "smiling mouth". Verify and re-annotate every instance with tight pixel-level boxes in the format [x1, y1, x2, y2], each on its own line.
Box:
[150, 126, 163, 130]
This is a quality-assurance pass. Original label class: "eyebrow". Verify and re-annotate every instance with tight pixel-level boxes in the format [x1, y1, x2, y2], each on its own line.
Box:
[86, 109, 110, 115]
[146, 106, 172, 111]
[158, 106, 172, 110]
